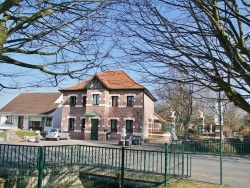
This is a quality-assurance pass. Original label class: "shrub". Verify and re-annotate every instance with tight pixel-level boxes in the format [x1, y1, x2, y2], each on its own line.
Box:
[188, 129, 198, 135]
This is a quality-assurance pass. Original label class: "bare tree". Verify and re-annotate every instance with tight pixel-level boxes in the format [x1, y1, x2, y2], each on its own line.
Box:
[0, 0, 113, 91]
[155, 83, 193, 128]
[223, 102, 246, 132]
[115, 0, 250, 113]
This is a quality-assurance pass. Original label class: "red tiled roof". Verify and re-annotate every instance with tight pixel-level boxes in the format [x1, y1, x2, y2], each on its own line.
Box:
[0, 93, 62, 115]
[60, 70, 144, 91]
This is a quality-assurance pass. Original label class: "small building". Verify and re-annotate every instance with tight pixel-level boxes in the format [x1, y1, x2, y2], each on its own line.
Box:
[0, 93, 62, 132]
[60, 70, 161, 141]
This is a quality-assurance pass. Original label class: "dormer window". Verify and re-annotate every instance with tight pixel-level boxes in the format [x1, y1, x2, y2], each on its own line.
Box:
[70, 96, 76, 106]
[86, 77, 104, 89]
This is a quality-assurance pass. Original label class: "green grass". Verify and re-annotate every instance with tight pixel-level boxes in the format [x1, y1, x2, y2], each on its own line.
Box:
[15, 130, 35, 139]
[160, 179, 230, 188]
[0, 131, 6, 138]
[0, 130, 35, 139]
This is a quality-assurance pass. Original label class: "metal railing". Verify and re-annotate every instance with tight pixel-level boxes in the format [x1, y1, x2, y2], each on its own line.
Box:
[173, 140, 250, 156]
[0, 143, 191, 188]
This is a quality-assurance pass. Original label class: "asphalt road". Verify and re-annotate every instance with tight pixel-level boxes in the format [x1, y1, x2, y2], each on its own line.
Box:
[190, 154, 250, 188]
[1, 138, 250, 188]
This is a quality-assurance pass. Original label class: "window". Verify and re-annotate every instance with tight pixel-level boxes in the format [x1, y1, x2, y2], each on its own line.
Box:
[6, 116, 14, 124]
[93, 94, 100, 105]
[29, 121, 41, 130]
[70, 96, 76, 106]
[112, 96, 118, 106]
[127, 96, 134, 107]
[126, 120, 133, 133]
[111, 119, 117, 132]
[83, 96, 87, 106]
[69, 118, 75, 130]
[86, 78, 104, 89]
[46, 117, 52, 126]
[81, 119, 85, 132]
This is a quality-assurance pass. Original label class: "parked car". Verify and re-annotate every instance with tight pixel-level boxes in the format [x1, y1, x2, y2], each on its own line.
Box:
[46, 129, 70, 141]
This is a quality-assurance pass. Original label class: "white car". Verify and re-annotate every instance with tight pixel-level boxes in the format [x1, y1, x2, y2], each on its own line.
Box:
[46, 129, 70, 141]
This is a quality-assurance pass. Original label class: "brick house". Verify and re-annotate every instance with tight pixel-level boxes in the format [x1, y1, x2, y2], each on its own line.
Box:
[0, 93, 62, 132]
[60, 70, 160, 141]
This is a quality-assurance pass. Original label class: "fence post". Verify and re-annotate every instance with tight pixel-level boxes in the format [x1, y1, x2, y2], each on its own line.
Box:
[182, 143, 184, 178]
[71, 145, 73, 165]
[241, 142, 244, 157]
[121, 146, 125, 188]
[164, 143, 168, 186]
[38, 146, 44, 188]
[189, 153, 192, 177]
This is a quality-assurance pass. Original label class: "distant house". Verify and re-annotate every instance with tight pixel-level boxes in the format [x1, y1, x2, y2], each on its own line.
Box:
[0, 93, 62, 132]
[60, 70, 165, 141]
[151, 112, 167, 132]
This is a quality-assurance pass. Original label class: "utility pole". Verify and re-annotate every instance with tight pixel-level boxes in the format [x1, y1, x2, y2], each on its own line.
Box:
[219, 91, 223, 185]
[214, 92, 223, 185]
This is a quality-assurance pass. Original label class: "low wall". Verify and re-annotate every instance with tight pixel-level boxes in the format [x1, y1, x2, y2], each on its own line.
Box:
[0, 166, 82, 188]
[149, 131, 171, 141]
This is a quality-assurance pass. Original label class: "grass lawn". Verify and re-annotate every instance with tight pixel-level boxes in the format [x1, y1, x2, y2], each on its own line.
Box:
[0, 131, 6, 138]
[15, 130, 35, 139]
[0, 130, 35, 139]
[160, 179, 230, 188]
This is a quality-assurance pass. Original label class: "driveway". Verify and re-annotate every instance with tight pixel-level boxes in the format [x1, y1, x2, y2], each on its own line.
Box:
[1, 139, 249, 188]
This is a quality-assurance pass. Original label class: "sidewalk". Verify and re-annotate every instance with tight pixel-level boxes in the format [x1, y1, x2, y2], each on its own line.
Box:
[0, 138, 170, 151]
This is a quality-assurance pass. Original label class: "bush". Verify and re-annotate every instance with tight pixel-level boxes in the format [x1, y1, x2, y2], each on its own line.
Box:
[188, 129, 198, 135]
[40, 132, 47, 138]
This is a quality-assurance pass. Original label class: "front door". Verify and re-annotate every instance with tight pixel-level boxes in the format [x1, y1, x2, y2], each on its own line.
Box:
[18, 116, 24, 129]
[91, 119, 99, 141]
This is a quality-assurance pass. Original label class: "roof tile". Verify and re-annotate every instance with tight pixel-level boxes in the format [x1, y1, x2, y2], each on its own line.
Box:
[60, 70, 144, 91]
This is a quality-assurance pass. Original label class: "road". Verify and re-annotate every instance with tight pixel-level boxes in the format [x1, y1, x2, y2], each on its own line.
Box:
[190, 154, 250, 188]
[1, 139, 250, 188]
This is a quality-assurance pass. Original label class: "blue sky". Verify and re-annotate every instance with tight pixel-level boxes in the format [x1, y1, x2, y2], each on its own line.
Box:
[0, 81, 69, 109]
[0, 69, 152, 109]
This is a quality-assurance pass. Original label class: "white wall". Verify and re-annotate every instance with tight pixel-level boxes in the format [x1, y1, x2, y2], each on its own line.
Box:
[43, 107, 62, 132]
[143, 94, 155, 138]
[0, 107, 62, 132]
[29, 117, 42, 121]
[0, 114, 18, 128]
[23, 116, 29, 130]
[0, 94, 63, 131]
